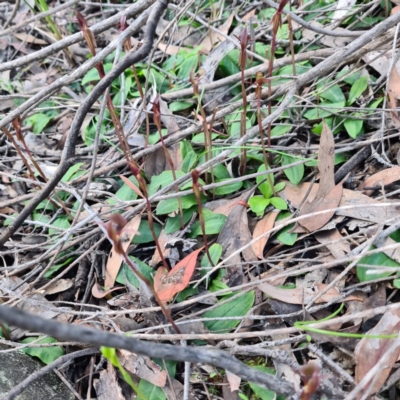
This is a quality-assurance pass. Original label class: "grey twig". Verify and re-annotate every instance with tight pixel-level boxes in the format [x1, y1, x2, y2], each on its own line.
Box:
[0, 305, 295, 397]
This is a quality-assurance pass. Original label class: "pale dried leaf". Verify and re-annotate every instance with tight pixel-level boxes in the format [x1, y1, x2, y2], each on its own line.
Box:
[293, 20, 353, 48]
[256, 280, 360, 305]
[94, 362, 125, 400]
[388, 67, 400, 128]
[43, 279, 74, 295]
[92, 281, 124, 299]
[118, 350, 167, 387]
[355, 309, 400, 395]
[199, 13, 235, 54]
[332, 0, 357, 20]
[150, 229, 171, 267]
[217, 190, 256, 286]
[119, 175, 143, 198]
[294, 122, 343, 232]
[252, 210, 280, 259]
[226, 370, 241, 392]
[281, 181, 400, 224]
[104, 215, 141, 289]
[358, 166, 400, 195]
[314, 228, 351, 259]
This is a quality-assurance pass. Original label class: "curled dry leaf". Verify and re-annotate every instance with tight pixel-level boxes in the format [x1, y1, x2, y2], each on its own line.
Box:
[252, 210, 280, 259]
[154, 247, 203, 302]
[91, 281, 124, 299]
[358, 166, 400, 195]
[355, 309, 400, 396]
[104, 215, 141, 289]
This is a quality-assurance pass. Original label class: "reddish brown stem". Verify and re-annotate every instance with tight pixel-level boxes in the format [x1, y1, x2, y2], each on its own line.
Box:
[129, 163, 170, 271]
[191, 170, 214, 266]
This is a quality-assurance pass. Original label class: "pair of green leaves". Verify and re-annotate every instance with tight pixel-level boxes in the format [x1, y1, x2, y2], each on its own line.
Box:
[249, 165, 287, 217]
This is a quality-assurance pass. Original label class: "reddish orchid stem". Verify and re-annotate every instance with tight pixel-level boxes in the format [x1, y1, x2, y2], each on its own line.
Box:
[238, 28, 250, 176]
[152, 96, 184, 229]
[129, 163, 170, 271]
[104, 215, 180, 333]
[191, 170, 214, 266]
[190, 72, 214, 191]
[266, 0, 290, 165]
[5, 120, 72, 218]
[76, 11, 132, 162]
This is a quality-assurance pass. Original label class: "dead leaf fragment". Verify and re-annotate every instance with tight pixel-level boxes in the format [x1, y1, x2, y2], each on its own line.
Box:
[217, 190, 257, 286]
[154, 247, 203, 302]
[94, 362, 125, 400]
[118, 350, 167, 387]
[43, 279, 74, 296]
[388, 66, 400, 128]
[104, 215, 141, 289]
[295, 122, 343, 232]
[199, 13, 235, 54]
[256, 280, 360, 305]
[358, 166, 400, 195]
[355, 309, 400, 396]
[92, 281, 124, 299]
[281, 181, 400, 224]
[226, 370, 241, 392]
[252, 210, 280, 259]
[314, 229, 350, 259]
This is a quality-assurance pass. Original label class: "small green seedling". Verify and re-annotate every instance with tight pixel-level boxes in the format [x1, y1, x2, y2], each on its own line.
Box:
[249, 165, 287, 216]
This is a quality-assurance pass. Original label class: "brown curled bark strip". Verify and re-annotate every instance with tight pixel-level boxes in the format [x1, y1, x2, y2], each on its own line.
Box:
[0, 304, 295, 397]
[0, 0, 168, 247]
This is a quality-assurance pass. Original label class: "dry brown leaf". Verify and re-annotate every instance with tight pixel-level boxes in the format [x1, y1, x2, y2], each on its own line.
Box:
[207, 193, 250, 216]
[242, 9, 256, 21]
[314, 229, 350, 259]
[281, 181, 400, 224]
[119, 175, 143, 198]
[256, 280, 360, 305]
[104, 215, 141, 289]
[355, 309, 400, 396]
[226, 370, 241, 392]
[293, 20, 353, 48]
[91, 281, 124, 299]
[158, 42, 205, 56]
[13, 32, 48, 45]
[94, 361, 125, 400]
[295, 122, 343, 232]
[199, 13, 235, 54]
[43, 279, 74, 296]
[217, 190, 257, 286]
[118, 350, 167, 387]
[154, 247, 203, 302]
[150, 229, 171, 267]
[358, 166, 400, 195]
[252, 210, 280, 259]
[388, 66, 400, 128]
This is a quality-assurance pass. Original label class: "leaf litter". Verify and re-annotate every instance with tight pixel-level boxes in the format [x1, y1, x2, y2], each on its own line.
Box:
[3, 0, 400, 398]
